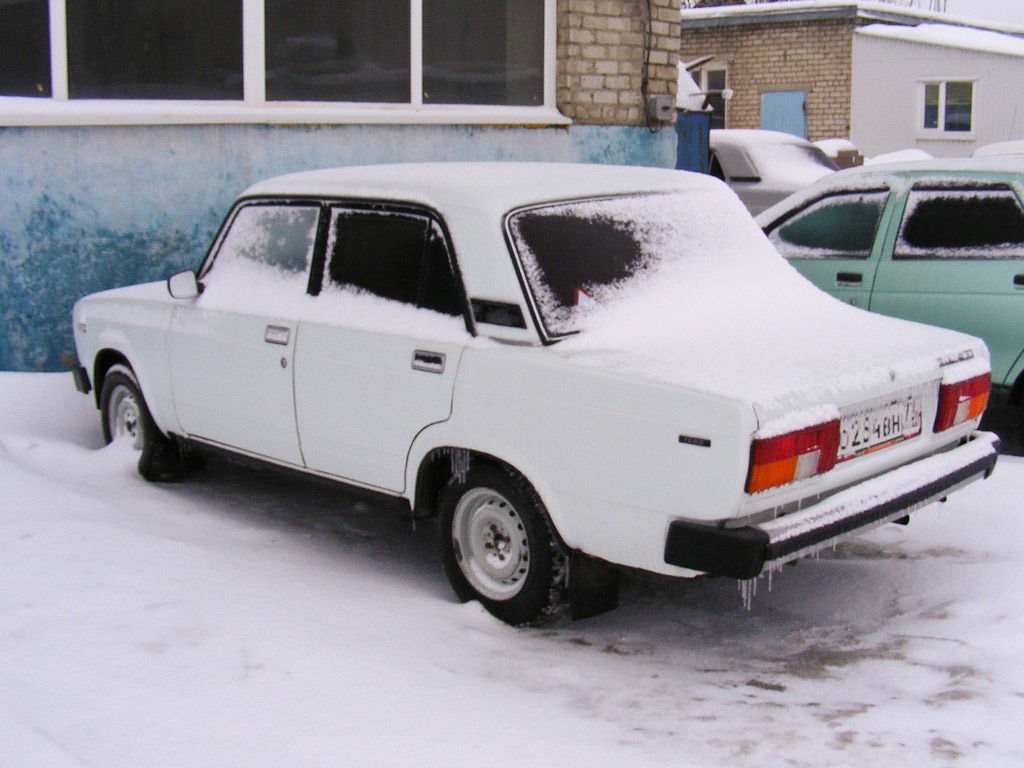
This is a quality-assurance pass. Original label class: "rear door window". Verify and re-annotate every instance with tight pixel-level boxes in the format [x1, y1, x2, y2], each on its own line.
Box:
[323, 208, 464, 317]
[895, 186, 1024, 259]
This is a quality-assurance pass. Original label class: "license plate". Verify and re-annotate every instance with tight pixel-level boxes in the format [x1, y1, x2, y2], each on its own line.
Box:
[838, 386, 924, 461]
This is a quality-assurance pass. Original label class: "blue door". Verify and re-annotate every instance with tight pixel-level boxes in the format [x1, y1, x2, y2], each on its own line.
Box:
[761, 91, 807, 138]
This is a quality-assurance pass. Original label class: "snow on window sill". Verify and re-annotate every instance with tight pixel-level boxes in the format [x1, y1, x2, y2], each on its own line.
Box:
[0, 98, 572, 128]
[916, 128, 976, 142]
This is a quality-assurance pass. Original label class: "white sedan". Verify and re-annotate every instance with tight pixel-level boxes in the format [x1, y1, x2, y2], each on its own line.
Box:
[69, 163, 998, 625]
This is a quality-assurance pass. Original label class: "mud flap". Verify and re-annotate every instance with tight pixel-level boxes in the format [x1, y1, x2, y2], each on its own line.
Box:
[568, 551, 619, 620]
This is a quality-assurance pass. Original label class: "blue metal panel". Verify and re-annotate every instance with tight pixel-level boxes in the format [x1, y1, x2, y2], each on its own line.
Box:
[760, 91, 807, 138]
[0, 123, 676, 371]
[675, 110, 710, 173]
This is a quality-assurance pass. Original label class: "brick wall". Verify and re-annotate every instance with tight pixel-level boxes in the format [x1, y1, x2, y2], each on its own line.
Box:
[680, 18, 859, 140]
[558, 0, 681, 126]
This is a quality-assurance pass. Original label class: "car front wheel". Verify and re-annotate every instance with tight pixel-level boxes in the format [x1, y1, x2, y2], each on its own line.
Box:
[440, 465, 564, 625]
[99, 363, 182, 481]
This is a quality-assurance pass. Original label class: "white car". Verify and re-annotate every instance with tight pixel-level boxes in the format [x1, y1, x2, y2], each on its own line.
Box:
[69, 163, 998, 625]
[709, 129, 837, 215]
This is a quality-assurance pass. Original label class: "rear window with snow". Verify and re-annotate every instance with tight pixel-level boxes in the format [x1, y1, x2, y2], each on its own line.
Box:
[895, 187, 1024, 260]
[768, 191, 889, 260]
[508, 195, 669, 337]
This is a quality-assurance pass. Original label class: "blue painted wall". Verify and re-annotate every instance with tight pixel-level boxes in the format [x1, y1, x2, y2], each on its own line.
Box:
[0, 123, 675, 371]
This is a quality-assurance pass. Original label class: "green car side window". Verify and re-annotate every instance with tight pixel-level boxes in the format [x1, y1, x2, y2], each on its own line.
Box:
[768, 191, 889, 260]
[895, 187, 1024, 259]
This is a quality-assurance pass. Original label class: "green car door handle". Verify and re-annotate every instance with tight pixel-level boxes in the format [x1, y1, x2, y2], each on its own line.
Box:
[837, 272, 863, 286]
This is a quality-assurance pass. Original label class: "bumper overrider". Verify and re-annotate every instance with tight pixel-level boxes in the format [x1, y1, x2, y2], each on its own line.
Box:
[664, 431, 1000, 580]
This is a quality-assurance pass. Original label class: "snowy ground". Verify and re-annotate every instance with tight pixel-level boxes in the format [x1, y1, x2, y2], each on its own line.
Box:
[2, 373, 1023, 768]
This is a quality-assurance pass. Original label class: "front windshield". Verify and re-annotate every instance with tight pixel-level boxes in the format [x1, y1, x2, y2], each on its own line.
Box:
[508, 192, 731, 338]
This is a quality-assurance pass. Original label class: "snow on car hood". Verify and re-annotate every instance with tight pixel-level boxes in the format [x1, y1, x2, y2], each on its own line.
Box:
[551, 190, 987, 433]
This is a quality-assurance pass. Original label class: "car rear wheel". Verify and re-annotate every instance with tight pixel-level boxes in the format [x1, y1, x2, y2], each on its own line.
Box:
[100, 364, 182, 481]
[440, 465, 564, 625]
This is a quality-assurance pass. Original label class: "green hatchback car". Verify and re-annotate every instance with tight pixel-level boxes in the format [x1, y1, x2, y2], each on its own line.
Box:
[757, 157, 1024, 446]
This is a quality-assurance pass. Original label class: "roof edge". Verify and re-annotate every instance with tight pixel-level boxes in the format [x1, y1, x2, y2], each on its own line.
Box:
[680, 1, 1024, 37]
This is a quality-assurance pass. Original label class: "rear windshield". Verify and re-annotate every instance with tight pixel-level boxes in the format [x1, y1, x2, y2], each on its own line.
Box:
[507, 193, 689, 337]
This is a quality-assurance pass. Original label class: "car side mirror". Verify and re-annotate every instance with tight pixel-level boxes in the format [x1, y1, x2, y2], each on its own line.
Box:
[167, 269, 201, 299]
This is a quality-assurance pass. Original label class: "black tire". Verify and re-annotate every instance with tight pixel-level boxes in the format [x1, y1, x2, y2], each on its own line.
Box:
[439, 465, 565, 625]
[99, 364, 182, 481]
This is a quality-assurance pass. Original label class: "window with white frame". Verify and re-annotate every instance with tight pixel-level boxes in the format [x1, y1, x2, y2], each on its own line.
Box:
[695, 65, 727, 130]
[921, 79, 974, 135]
[0, 0, 50, 97]
[1, 0, 549, 111]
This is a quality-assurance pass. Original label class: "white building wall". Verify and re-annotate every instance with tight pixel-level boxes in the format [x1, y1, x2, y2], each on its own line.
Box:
[852, 33, 1024, 158]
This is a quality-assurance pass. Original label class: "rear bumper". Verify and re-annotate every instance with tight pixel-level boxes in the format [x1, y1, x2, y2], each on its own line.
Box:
[664, 431, 1000, 579]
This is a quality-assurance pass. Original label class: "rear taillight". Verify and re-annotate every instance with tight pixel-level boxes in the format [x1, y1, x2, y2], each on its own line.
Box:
[746, 420, 840, 494]
[934, 373, 990, 433]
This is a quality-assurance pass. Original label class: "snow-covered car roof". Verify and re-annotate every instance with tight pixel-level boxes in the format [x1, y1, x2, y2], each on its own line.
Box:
[756, 155, 1024, 226]
[241, 162, 713, 219]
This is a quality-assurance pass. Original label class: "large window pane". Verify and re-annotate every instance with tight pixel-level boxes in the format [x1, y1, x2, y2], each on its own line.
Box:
[944, 81, 972, 133]
[923, 83, 939, 129]
[266, 0, 410, 102]
[424, 0, 543, 105]
[67, 1, 243, 99]
[0, 0, 50, 97]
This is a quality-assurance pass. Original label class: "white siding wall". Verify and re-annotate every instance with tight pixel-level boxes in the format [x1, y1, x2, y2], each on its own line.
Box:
[852, 33, 1024, 158]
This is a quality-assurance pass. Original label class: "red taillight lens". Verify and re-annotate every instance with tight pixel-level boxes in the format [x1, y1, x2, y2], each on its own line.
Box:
[746, 420, 840, 494]
[934, 373, 990, 433]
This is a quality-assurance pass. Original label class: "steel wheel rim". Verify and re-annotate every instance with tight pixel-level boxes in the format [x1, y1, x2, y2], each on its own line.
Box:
[108, 384, 143, 450]
[452, 487, 530, 601]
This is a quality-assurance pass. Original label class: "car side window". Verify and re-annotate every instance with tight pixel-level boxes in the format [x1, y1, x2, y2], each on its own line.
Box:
[895, 186, 1024, 260]
[767, 191, 889, 260]
[212, 204, 320, 275]
[324, 208, 463, 316]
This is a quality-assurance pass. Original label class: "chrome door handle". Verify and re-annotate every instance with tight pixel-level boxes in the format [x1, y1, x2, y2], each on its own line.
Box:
[412, 350, 445, 374]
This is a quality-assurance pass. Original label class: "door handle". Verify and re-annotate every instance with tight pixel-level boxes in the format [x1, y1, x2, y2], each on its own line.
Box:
[1014, 274, 1024, 289]
[412, 350, 446, 374]
[265, 325, 291, 345]
[836, 272, 862, 287]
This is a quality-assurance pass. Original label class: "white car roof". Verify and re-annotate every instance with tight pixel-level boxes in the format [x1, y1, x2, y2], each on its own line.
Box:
[241, 162, 716, 219]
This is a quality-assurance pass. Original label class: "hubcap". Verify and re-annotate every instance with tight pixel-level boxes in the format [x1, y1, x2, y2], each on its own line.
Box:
[108, 384, 143, 450]
[452, 488, 531, 601]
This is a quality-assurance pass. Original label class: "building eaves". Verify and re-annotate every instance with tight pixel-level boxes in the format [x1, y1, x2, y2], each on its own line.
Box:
[680, 1, 1024, 36]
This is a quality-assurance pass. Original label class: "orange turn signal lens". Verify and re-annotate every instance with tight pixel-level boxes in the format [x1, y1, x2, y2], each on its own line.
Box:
[934, 373, 990, 433]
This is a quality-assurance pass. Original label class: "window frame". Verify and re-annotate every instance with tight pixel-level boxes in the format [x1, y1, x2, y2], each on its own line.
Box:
[695, 64, 728, 130]
[2, 0, 565, 127]
[917, 78, 976, 140]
